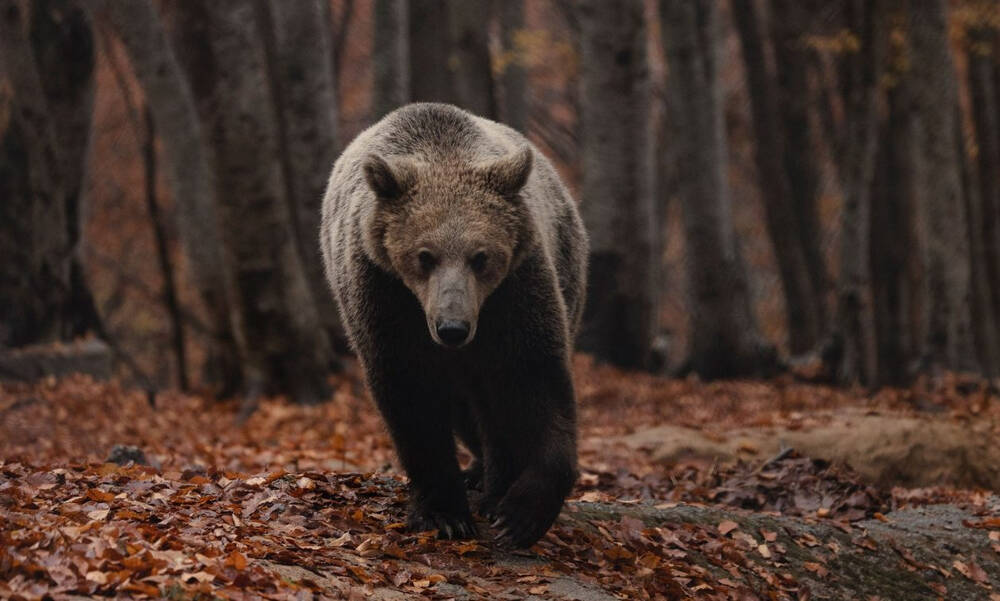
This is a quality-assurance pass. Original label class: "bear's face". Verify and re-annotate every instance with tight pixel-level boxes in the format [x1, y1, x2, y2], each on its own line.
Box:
[363, 148, 533, 348]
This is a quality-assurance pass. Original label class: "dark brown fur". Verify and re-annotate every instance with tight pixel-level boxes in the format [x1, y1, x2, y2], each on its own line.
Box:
[321, 103, 587, 547]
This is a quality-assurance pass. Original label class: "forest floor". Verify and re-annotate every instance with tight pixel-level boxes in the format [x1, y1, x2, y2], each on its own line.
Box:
[2, 356, 1000, 600]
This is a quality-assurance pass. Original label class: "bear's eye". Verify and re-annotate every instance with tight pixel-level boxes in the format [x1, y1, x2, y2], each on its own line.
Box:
[417, 249, 437, 273]
[470, 251, 488, 274]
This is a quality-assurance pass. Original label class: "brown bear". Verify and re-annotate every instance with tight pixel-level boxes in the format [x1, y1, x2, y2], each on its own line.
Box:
[320, 103, 588, 547]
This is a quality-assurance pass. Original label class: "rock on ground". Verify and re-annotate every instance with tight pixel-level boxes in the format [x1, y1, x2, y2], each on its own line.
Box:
[619, 412, 1000, 490]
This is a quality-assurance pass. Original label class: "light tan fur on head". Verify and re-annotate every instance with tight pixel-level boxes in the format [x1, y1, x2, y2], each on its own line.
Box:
[363, 147, 534, 347]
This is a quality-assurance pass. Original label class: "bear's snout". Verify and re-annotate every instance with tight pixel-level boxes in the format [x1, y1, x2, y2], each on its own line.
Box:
[435, 319, 471, 347]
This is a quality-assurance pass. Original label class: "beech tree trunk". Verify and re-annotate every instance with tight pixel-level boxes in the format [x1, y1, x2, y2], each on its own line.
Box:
[498, 0, 528, 131]
[958, 108, 1000, 376]
[575, 0, 656, 370]
[833, 0, 883, 386]
[907, 0, 978, 373]
[770, 0, 829, 338]
[139, 110, 189, 390]
[445, 0, 497, 119]
[870, 83, 919, 386]
[731, 0, 825, 355]
[373, 0, 409, 119]
[967, 24, 1000, 376]
[262, 0, 345, 353]
[193, 0, 334, 404]
[660, 0, 774, 378]
[102, 0, 246, 393]
[408, 0, 450, 103]
[0, 0, 99, 348]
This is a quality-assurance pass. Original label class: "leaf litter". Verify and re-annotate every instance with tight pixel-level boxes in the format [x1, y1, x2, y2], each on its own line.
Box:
[2, 358, 999, 599]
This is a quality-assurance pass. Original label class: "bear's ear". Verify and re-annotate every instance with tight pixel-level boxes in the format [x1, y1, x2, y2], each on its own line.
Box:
[363, 154, 414, 201]
[478, 146, 533, 198]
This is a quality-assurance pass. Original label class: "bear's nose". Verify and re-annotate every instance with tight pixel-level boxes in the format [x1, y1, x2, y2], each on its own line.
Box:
[436, 320, 470, 347]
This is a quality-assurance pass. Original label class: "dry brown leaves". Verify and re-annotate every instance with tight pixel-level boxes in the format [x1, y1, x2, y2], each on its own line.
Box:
[2, 357, 998, 600]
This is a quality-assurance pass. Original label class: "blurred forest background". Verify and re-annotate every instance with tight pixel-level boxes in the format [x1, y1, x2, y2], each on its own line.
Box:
[3, 0, 1000, 404]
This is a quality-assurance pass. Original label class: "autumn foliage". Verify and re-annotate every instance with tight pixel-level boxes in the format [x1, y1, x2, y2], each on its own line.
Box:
[3, 358, 1000, 599]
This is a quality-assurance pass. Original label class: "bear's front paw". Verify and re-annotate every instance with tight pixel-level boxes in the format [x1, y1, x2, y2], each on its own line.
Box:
[407, 507, 477, 540]
[491, 473, 569, 548]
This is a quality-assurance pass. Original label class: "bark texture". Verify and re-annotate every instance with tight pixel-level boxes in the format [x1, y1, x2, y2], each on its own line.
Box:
[967, 23, 1000, 376]
[408, 0, 450, 103]
[196, 0, 333, 403]
[372, 0, 410, 119]
[575, 0, 657, 370]
[498, 0, 528, 131]
[907, 0, 977, 373]
[770, 0, 829, 338]
[140, 110, 189, 389]
[0, 0, 98, 348]
[958, 109, 1000, 376]
[263, 0, 344, 350]
[870, 83, 919, 386]
[102, 0, 245, 390]
[731, 0, 825, 355]
[832, 0, 884, 385]
[445, 0, 497, 118]
[660, 0, 774, 378]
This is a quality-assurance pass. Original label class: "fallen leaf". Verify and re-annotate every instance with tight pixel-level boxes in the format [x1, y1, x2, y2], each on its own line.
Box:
[718, 520, 740, 535]
[225, 550, 247, 570]
[85, 571, 108, 585]
[87, 508, 110, 521]
[86, 488, 116, 503]
[954, 559, 988, 583]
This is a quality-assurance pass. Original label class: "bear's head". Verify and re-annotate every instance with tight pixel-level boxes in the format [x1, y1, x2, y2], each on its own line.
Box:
[362, 146, 534, 348]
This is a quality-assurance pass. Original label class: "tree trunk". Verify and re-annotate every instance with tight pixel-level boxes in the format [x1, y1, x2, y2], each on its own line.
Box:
[832, 0, 883, 386]
[140, 110, 189, 390]
[574, 0, 656, 370]
[770, 0, 829, 338]
[372, 0, 409, 120]
[196, 0, 333, 404]
[408, 0, 450, 103]
[498, 0, 528, 131]
[445, 0, 497, 118]
[660, 0, 774, 379]
[967, 25, 1000, 376]
[0, 0, 98, 348]
[958, 107, 1000, 376]
[731, 0, 825, 355]
[261, 0, 345, 355]
[102, 0, 246, 393]
[870, 83, 919, 386]
[907, 0, 977, 373]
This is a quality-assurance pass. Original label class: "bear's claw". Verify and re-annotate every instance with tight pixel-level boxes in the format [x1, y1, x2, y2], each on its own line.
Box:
[407, 508, 477, 540]
[491, 471, 569, 548]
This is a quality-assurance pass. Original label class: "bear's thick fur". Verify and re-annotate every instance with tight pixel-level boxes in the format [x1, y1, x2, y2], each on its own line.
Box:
[320, 103, 587, 547]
